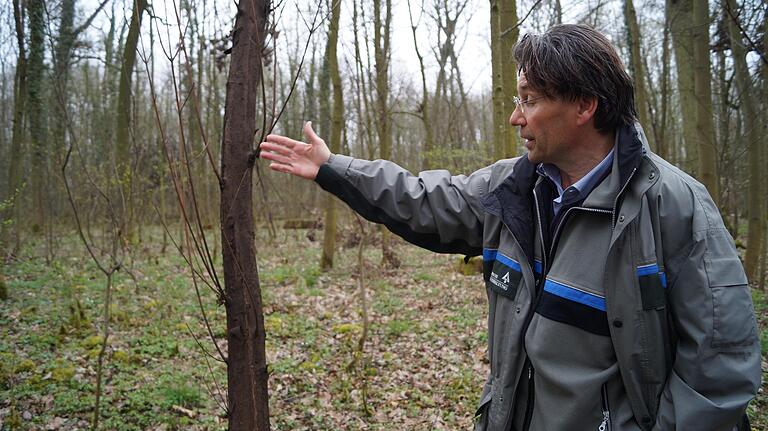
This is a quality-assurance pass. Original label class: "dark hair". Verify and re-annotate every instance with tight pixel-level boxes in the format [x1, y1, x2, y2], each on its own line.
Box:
[513, 24, 637, 133]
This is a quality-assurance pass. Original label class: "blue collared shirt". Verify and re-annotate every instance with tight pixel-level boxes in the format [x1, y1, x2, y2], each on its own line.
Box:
[537, 147, 615, 217]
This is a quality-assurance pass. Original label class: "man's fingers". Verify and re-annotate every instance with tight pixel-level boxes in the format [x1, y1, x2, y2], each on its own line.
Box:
[265, 134, 301, 149]
[260, 141, 294, 157]
[260, 150, 294, 166]
[268, 162, 293, 174]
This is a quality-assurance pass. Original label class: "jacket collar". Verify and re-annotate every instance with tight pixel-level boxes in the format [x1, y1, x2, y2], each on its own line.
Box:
[480, 122, 648, 263]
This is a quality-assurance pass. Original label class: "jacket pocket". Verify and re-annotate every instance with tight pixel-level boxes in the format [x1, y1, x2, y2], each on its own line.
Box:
[704, 234, 756, 349]
[637, 263, 666, 310]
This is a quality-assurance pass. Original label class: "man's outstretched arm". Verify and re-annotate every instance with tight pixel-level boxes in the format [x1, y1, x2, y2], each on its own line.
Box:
[260, 123, 495, 256]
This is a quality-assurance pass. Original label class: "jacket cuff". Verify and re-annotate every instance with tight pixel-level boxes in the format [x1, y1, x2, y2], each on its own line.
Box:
[315, 154, 354, 188]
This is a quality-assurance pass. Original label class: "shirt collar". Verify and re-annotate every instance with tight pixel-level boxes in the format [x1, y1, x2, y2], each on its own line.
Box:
[536, 146, 616, 206]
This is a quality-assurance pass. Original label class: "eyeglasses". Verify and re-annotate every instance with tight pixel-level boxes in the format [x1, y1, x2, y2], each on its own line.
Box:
[512, 95, 546, 115]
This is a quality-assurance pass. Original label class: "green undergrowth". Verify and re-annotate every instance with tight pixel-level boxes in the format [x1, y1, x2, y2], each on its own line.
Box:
[1, 228, 765, 430]
[0, 227, 488, 430]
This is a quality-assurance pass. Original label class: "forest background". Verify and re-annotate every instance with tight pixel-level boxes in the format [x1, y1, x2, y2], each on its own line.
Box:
[0, 0, 766, 428]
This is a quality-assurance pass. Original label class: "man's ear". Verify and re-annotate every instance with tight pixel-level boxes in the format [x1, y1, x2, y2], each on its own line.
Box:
[575, 96, 598, 126]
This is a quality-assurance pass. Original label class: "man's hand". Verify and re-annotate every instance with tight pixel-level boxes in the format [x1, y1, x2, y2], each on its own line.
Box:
[259, 122, 331, 180]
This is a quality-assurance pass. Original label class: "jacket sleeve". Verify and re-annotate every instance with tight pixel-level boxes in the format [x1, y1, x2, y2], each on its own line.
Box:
[653, 190, 761, 430]
[314, 154, 493, 256]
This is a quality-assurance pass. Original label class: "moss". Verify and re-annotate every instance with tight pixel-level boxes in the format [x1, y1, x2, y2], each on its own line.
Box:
[6, 405, 22, 428]
[68, 298, 89, 329]
[13, 359, 36, 374]
[86, 347, 102, 360]
[456, 256, 483, 276]
[51, 364, 75, 382]
[109, 304, 129, 323]
[80, 335, 104, 350]
[332, 323, 362, 335]
[112, 350, 130, 363]
[265, 314, 284, 333]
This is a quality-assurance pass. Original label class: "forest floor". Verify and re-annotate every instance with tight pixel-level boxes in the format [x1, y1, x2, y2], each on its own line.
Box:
[0, 225, 766, 430]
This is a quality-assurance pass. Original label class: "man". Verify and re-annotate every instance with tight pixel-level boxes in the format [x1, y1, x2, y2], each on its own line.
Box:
[259, 24, 760, 431]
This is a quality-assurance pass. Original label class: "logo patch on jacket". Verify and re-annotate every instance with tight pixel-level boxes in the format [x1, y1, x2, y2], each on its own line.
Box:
[483, 249, 523, 299]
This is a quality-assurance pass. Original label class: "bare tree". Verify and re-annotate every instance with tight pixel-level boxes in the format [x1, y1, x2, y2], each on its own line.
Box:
[219, 0, 272, 426]
[726, 0, 763, 280]
[692, 0, 719, 202]
[321, 0, 344, 270]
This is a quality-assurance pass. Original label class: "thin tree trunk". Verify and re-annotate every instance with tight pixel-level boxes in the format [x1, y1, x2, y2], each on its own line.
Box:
[115, 0, 146, 240]
[657, 5, 671, 161]
[691, 0, 718, 202]
[374, 0, 399, 267]
[3, 0, 28, 253]
[726, 0, 762, 280]
[624, 0, 655, 150]
[321, 0, 343, 270]
[499, 0, 518, 157]
[27, 0, 48, 253]
[220, 0, 271, 426]
[490, 0, 505, 160]
[669, 0, 696, 168]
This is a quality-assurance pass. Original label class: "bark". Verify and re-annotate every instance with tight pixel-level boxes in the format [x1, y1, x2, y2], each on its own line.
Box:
[726, 0, 762, 280]
[26, 0, 53, 262]
[499, 0, 518, 157]
[115, 0, 147, 221]
[3, 0, 28, 252]
[51, 0, 76, 164]
[691, 0, 718, 203]
[668, 0, 697, 167]
[321, 0, 343, 270]
[761, 0, 768, 289]
[374, 0, 399, 267]
[220, 0, 271, 426]
[351, 0, 375, 160]
[489, 0, 508, 160]
[657, 6, 671, 161]
[624, 0, 655, 150]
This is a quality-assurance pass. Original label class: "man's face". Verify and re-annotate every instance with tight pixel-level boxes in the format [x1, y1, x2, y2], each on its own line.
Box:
[509, 73, 580, 166]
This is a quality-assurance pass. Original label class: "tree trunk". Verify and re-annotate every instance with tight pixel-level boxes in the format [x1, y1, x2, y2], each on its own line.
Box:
[726, 0, 762, 280]
[27, 0, 47, 242]
[624, 0, 654, 150]
[691, 0, 718, 203]
[668, 0, 696, 168]
[3, 0, 28, 253]
[657, 5, 671, 161]
[499, 0, 518, 157]
[374, 0, 399, 267]
[321, 0, 343, 270]
[220, 0, 271, 426]
[115, 0, 146, 237]
[490, 0, 506, 161]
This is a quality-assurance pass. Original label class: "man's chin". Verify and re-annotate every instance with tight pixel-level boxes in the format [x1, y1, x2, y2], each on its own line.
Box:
[525, 150, 542, 164]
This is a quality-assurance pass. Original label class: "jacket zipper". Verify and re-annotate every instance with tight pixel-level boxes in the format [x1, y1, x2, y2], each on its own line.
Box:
[519, 164, 639, 431]
[519, 190, 549, 431]
[610, 166, 638, 228]
[599, 383, 612, 431]
[549, 207, 612, 259]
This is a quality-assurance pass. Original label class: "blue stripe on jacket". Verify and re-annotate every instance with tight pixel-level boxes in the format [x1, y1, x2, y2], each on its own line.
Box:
[543, 279, 606, 312]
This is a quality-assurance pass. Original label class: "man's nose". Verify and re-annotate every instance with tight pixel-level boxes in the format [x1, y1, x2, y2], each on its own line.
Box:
[509, 106, 525, 126]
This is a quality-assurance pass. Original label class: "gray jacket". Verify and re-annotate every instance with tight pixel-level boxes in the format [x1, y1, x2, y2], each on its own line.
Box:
[314, 123, 761, 430]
